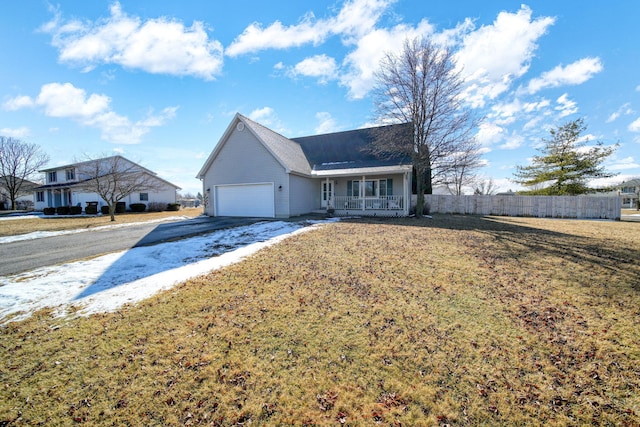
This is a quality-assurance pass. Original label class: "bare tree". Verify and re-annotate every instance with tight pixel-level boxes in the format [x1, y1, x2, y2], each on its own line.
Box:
[442, 139, 484, 195]
[473, 178, 498, 195]
[74, 155, 163, 221]
[0, 136, 49, 210]
[371, 37, 481, 217]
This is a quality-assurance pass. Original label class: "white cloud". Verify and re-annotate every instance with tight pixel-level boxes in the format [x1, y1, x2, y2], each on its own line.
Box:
[627, 117, 640, 133]
[476, 122, 504, 146]
[340, 20, 434, 99]
[5, 82, 177, 144]
[555, 93, 578, 118]
[226, 0, 393, 57]
[606, 102, 634, 123]
[290, 55, 338, 84]
[0, 127, 31, 138]
[315, 112, 337, 134]
[2, 95, 34, 111]
[41, 2, 224, 80]
[499, 132, 524, 150]
[609, 156, 639, 171]
[248, 107, 287, 134]
[455, 5, 555, 107]
[526, 57, 603, 94]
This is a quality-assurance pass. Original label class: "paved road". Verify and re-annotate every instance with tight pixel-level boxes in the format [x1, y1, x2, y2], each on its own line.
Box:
[0, 216, 259, 276]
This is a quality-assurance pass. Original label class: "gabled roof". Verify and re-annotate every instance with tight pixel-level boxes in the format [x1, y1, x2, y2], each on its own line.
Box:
[197, 113, 412, 179]
[617, 178, 640, 188]
[37, 155, 180, 190]
[292, 123, 412, 172]
[196, 113, 311, 179]
[240, 115, 311, 175]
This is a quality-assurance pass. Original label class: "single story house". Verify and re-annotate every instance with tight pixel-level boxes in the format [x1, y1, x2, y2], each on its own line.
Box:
[34, 156, 180, 212]
[196, 113, 413, 218]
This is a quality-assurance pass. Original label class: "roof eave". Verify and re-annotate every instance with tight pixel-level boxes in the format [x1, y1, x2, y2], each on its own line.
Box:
[311, 164, 412, 178]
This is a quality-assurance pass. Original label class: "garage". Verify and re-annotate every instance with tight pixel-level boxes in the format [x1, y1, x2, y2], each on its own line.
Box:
[215, 183, 275, 217]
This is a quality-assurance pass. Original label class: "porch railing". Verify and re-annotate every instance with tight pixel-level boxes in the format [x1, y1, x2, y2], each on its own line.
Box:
[333, 195, 404, 211]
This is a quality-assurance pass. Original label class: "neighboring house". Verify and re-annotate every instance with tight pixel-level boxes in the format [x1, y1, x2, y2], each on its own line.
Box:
[34, 156, 180, 212]
[197, 113, 413, 218]
[615, 178, 640, 208]
[0, 176, 38, 210]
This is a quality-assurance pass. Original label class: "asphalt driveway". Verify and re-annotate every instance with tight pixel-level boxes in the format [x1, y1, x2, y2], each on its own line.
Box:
[0, 216, 260, 276]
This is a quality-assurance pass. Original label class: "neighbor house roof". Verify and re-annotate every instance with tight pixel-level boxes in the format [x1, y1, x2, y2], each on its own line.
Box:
[36, 155, 181, 190]
[617, 178, 640, 188]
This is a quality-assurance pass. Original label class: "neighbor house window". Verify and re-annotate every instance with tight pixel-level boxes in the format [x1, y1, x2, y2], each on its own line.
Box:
[36, 191, 44, 202]
[139, 193, 149, 201]
[48, 171, 57, 183]
[66, 168, 75, 181]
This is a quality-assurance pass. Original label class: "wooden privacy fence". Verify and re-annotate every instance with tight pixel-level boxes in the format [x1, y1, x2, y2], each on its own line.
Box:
[421, 195, 621, 220]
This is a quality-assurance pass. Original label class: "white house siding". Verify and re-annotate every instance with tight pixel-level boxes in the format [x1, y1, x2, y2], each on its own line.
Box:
[202, 126, 289, 217]
[289, 174, 318, 216]
[35, 161, 178, 211]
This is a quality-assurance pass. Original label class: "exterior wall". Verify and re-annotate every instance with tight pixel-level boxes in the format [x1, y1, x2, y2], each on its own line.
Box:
[289, 174, 318, 216]
[331, 173, 407, 197]
[202, 126, 289, 217]
[34, 178, 177, 211]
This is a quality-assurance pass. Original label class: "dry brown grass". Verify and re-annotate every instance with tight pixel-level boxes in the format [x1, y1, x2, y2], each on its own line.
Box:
[0, 208, 203, 237]
[1, 215, 639, 425]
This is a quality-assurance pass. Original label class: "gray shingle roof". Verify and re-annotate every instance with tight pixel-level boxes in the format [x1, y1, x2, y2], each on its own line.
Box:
[292, 123, 412, 171]
[239, 115, 312, 175]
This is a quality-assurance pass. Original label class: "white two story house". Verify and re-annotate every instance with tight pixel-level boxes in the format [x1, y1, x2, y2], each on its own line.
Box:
[34, 156, 180, 212]
[616, 178, 640, 209]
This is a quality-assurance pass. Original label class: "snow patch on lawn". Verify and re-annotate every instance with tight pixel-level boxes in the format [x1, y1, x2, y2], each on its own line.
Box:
[0, 219, 335, 323]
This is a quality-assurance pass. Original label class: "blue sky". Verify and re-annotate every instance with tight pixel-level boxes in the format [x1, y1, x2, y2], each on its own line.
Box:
[1, 0, 639, 195]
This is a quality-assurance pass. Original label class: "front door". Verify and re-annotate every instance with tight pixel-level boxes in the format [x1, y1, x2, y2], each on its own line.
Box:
[321, 181, 334, 208]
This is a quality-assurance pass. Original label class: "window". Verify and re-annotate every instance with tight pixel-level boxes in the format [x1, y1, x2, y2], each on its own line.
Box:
[347, 179, 392, 197]
[139, 193, 149, 201]
[36, 191, 44, 202]
[48, 171, 57, 183]
[66, 168, 75, 181]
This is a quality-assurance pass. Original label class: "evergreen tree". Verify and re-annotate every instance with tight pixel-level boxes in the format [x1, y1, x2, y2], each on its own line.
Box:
[513, 119, 617, 195]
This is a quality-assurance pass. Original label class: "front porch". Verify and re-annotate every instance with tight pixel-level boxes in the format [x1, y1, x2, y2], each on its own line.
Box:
[333, 195, 405, 215]
[314, 167, 412, 217]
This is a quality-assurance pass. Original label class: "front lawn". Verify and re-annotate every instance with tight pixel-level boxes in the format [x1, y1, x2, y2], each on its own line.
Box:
[1, 215, 638, 425]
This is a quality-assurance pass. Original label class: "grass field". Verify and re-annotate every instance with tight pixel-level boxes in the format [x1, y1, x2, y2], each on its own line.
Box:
[0, 208, 203, 237]
[1, 215, 639, 425]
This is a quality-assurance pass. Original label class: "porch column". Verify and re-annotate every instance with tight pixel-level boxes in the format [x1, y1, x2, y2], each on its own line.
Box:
[325, 177, 330, 208]
[361, 175, 366, 211]
[404, 171, 410, 216]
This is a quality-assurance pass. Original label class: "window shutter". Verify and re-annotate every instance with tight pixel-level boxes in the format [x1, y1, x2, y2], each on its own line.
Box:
[347, 181, 352, 197]
[387, 179, 393, 196]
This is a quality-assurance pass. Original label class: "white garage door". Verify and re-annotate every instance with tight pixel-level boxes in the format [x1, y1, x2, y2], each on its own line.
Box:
[215, 183, 275, 217]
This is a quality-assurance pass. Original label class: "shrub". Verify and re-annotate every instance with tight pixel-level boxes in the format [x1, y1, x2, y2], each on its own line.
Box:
[69, 206, 82, 215]
[167, 203, 181, 211]
[115, 202, 126, 213]
[43, 207, 56, 215]
[56, 206, 70, 215]
[147, 202, 165, 212]
[129, 203, 146, 212]
[101, 205, 110, 215]
[85, 205, 98, 215]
